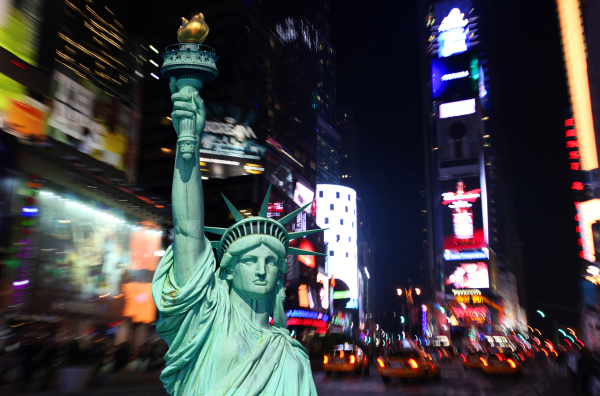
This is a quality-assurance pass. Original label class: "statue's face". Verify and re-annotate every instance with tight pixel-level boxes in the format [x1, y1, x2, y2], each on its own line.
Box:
[230, 244, 279, 301]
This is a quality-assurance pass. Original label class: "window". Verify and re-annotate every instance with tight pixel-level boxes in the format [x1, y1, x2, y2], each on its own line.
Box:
[340, 219, 344, 225]
[346, 252, 348, 258]
[348, 194, 351, 200]
[329, 251, 334, 256]
[349, 237, 351, 242]
[325, 217, 329, 224]
[336, 192, 340, 199]
[319, 191, 323, 198]
[336, 235, 340, 242]
[352, 222, 354, 227]
[345, 206, 348, 212]
[330, 204, 334, 210]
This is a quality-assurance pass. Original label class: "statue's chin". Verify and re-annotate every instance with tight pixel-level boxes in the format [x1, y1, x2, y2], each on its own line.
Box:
[182, 153, 193, 161]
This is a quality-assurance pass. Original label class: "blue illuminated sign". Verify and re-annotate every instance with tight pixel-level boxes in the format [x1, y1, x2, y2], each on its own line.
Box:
[443, 250, 488, 261]
[431, 52, 478, 100]
[286, 309, 329, 323]
[20, 207, 39, 217]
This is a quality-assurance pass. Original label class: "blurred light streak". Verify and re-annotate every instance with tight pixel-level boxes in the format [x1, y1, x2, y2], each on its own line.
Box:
[149, 45, 159, 54]
[557, 0, 598, 170]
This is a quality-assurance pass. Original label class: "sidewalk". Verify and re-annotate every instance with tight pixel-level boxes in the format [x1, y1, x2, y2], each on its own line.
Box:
[2, 371, 166, 396]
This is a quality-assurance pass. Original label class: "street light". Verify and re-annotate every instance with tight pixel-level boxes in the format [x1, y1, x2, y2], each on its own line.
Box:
[397, 288, 403, 296]
[415, 288, 421, 296]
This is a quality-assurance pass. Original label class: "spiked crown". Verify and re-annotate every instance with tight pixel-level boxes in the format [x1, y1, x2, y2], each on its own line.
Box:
[205, 184, 327, 262]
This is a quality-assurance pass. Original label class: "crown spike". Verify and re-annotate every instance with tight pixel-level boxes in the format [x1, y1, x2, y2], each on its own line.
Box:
[259, 184, 272, 218]
[279, 202, 312, 225]
[205, 227, 226, 235]
[288, 228, 328, 240]
[287, 247, 326, 256]
[221, 194, 244, 222]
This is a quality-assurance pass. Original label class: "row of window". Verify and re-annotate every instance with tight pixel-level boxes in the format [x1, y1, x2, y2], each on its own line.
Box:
[318, 191, 352, 200]
[329, 204, 353, 214]
[336, 235, 351, 242]
[329, 251, 356, 259]
[323, 218, 354, 227]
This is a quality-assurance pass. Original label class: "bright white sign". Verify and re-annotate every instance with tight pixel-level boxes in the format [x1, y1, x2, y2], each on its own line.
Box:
[439, 99, 476, 119]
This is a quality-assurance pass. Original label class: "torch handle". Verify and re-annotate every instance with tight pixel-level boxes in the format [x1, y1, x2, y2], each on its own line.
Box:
[177, 85, 197, 142]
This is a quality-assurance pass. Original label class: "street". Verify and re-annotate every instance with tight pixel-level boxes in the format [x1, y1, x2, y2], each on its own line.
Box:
[2, 360, 576, 396]
[313, 360, 574, 396]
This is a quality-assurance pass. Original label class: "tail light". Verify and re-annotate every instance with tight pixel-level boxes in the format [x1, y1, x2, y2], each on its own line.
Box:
[517, 353, 524, 361]
[495, 354, 504, 361]
[507, 359, 516, 369]
[376, 357, 385, 368]
[363, 356, 367, 364]
[340, 351, 345, 358]
[323, 355, 329, 365]
[460, 354, 466, 362]
[480, 357, 488, 367]
[438, 350, 442, 358]
[429, 362, 435, 369]
[408, 358, 419, 369]
[350, 355, 356, 364]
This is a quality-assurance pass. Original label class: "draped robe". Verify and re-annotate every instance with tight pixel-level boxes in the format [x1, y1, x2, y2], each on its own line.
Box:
[151, 240, 318, 396]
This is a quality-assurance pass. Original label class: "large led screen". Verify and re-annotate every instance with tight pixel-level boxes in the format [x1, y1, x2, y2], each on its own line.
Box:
[445, 260, 489, 290]
[431, 52, 478, 100]
[440, 177, 486, 250]
[199, 104, 267, 179]
[435, 2, 473, 58]
[293, 182, 314, 214]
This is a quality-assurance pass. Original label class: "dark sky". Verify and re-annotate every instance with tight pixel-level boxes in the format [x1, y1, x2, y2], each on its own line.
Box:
[330, 0, 580, 330]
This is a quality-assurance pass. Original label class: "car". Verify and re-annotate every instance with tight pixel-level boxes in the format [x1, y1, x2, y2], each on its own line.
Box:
[323, 344, 366, 376]
[461, 350, 486, 370]
[431, 346, 452, 363]
[376, 349, 440, 384]
[480, 353, 524, 378]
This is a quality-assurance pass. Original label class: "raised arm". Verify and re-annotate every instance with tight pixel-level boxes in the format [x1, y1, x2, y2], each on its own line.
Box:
[169, 77, 208, 286]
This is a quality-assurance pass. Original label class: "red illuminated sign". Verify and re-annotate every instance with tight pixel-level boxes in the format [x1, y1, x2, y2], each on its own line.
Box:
[286, 317, 328, 333]
[565, 116, 585, 259]
[267, 202, 283, 218]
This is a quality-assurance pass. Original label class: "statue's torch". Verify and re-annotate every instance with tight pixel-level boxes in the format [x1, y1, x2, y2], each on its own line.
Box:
[160, 14, 218, 161]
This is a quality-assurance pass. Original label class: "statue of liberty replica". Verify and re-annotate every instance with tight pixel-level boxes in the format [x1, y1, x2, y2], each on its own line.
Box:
[152, 14, 321, 395]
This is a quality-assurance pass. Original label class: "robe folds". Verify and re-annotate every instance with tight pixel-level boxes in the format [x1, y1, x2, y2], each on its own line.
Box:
[151, 241, 318, 396]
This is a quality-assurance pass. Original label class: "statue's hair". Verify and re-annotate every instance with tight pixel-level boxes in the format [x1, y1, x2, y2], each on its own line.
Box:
[218, 235, 287, 328]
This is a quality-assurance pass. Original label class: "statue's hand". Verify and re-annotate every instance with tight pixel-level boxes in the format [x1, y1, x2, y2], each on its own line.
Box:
[169, 76, 206, 140]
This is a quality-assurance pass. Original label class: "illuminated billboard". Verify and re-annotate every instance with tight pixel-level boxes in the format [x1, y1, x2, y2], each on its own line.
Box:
[316, 185, 358, 302]
[439, 99, 476, 119]
[431, 52, 478, 99]
[577, 199, 600, 262]
[441, 177, 486, 250]
[199, 104, 267, 178]
[437, 7, 471, 58]
[445, 260, 490, 291]
[46, 69, 134, 172]
[293, 182, 314, 214]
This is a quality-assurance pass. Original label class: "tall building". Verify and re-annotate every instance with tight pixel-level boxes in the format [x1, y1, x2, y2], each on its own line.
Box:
[419, 0, 527, 338]
[0, 0, 168, 344]
[338, 107, 361, 187]
[557, 0, 600, 340]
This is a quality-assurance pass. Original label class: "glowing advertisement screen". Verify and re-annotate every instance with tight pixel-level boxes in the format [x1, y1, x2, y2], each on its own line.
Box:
[436, 6, 471, 58]
[199, 104, 267, 179]
[431, 52, 479, 100]
[440, 177, 486, 251]
[293, 182, 315, 213]
[445, 260, 489, 291]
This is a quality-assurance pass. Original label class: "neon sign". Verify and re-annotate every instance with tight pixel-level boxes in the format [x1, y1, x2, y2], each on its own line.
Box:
[443, 250, 488, 260]
[267, 202, 283, 218]
[286, 318, 328, 333]
[286, 309, 329, 322]
[441, 71, 469, 81]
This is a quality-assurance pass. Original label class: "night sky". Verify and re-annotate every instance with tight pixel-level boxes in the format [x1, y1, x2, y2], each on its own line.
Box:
[330, 0, 580, 330]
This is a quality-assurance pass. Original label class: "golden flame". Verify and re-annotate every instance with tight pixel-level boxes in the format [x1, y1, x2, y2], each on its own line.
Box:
[177, 13, 210, 44]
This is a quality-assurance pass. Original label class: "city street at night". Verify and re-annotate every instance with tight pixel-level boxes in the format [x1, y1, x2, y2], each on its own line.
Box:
[2, 0, 600, 395]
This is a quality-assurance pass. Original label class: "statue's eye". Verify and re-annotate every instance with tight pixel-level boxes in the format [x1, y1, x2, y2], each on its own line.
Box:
[267, 259, 277, 267]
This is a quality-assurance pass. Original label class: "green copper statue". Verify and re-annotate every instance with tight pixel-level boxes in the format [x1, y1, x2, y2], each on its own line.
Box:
[152, 14, 322, 396]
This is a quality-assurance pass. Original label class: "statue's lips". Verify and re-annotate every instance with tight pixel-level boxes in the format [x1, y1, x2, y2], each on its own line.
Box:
[253, 280, 268, 285]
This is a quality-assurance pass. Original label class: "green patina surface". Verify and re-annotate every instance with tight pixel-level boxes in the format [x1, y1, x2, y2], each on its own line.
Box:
[151, 76, 322, 396]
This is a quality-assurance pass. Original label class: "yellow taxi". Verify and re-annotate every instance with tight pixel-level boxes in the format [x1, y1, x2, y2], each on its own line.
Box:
[376, 349, 441, 384]
[461, 350, 486, 370]
[480, 352, 524, 377]
[323, 344, 366, 376]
